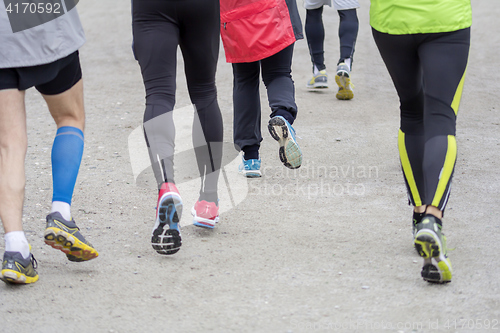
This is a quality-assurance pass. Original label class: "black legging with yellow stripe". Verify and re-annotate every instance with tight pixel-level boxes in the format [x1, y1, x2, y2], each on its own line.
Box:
[373, 27, 470, 212]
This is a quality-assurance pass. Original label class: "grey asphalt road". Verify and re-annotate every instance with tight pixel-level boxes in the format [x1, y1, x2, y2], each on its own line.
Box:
[1, 1, 499, 332]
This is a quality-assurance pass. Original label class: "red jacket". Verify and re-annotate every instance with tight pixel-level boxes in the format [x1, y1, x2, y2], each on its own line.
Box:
[220, 0, 303, 63]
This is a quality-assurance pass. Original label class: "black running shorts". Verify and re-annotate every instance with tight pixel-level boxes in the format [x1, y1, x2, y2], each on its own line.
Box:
[0, 51, 82, 95]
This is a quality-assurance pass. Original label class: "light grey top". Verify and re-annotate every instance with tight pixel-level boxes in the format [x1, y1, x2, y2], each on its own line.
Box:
[303, 0, 360, 10]
[0, 1, 85, 68]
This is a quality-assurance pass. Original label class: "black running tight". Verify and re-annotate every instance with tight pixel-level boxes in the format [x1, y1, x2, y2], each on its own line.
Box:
[305, 7, 358, 70]
[132, 0, 223, 202]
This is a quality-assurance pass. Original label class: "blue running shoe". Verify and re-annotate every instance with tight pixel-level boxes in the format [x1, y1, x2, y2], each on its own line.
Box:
[268, 116, 302, 169]
[152, 182, 183, 255]
[238, 156, 262, 178]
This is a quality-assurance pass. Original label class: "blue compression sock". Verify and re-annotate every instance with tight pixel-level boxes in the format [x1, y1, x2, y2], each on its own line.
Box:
[51, 126, 84, 204]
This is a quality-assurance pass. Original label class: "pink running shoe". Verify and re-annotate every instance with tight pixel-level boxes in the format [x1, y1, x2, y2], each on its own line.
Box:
[151, 182, 182, 255]
[191, 200, 219, 229]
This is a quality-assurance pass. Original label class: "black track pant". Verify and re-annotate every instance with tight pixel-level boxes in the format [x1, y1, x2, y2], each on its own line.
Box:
[373, 28, 470, 211]
[132, 0, 223, 202]
[305, 7, 358, 71]
[232, 44, 297, 156]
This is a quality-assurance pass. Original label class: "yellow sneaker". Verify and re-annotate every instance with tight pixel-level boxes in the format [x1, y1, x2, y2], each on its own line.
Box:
[335, 63, 354, 100]
[44, 212, 99, 262]
[1, 249, 38, 284]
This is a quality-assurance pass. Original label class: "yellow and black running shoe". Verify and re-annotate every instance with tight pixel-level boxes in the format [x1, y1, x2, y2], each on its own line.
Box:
[44, 212, 99, 262]
[412, 211, 425, 238]
[1, 251, 39, 284]
[414, 215, 452, 283]
[412, 211, 425, 253]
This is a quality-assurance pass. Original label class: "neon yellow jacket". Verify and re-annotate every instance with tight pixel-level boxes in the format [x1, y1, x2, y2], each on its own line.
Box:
[370, 0, 472, 35]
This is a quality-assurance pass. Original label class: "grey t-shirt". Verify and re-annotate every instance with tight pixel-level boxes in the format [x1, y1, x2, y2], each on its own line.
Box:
[0, 1, 85, 68]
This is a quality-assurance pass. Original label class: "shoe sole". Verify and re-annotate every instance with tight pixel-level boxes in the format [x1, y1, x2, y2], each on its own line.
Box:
[306, 75, 328, 89]
[239, 170, 262, 178]
[152, 195, 182, 255]
[193, 221, 216, 229]
[306, 82, 329, 89]
[0, 269, 38, 284]
[414, 231, 452, 283]
[268, 117, 302, 169]
[412, 228, 420, 254]
[191, 207, 218, 229]
[335, 74, 353, 100]
[44, 228, 99, 262]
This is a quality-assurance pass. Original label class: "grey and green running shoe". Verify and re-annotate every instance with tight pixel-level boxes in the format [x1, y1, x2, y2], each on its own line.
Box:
[44, 212, 99, 262]
[335, 62, 353, 100]
[412, 211, 425, 253]
[412, 211, 425, 237]
[1, 251, 38, 284]
[414, 215, 452, 283]
[306, 70, 328, 89]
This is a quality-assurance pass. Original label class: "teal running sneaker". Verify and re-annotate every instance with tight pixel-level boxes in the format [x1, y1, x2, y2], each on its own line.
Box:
[414, 215, 452, 283]
[268, 116, 302, 169]
[238, 156, 262, 178]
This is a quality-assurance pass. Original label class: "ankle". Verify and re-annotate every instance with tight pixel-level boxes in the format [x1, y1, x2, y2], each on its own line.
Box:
[414, 205, 426, 214]
[198, 192, 218, 203]
[243, 146, 259, 161]
[4, 231, 30, 259]
[425, 205, 443, 219]
[51, 201, 71, 221]
[413, 210, 425, 225]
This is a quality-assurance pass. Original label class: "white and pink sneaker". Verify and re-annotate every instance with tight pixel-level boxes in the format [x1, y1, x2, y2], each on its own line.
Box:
[191, 200, 219, 229]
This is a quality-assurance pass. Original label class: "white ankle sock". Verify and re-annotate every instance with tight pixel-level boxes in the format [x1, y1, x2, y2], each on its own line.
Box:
[5, 231, 30, 259]
[51, 201, 72, 220]
[313, 64, 320, 76]
[343, 58, 352, 71]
